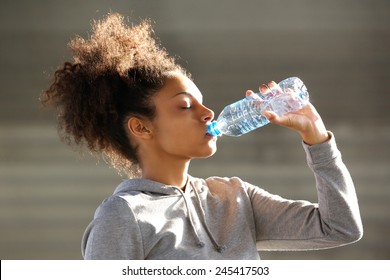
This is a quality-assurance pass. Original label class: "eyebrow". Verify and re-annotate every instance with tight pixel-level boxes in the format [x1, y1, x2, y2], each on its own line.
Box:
[171, 91, 203, 103]
[171, 91, 193, 98]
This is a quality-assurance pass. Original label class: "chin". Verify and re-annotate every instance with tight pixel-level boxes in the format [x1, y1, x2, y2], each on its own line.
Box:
[192, 145, 217, 159]
[204, 151, 217, 158]
[203, 145, 218, 158]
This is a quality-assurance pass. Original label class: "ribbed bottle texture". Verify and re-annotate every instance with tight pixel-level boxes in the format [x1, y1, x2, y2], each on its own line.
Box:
[207, 77, 309, 137]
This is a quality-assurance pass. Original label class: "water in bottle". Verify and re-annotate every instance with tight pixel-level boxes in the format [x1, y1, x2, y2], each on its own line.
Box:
[207, 77, 309, 137]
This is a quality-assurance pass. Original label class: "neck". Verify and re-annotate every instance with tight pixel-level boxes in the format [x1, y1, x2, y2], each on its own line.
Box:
[140, 157, 190, 189]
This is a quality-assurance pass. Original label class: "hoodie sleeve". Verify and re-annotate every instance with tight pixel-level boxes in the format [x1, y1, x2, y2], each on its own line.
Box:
[81, 196, 144, 259]
[248, 132, 363, 250]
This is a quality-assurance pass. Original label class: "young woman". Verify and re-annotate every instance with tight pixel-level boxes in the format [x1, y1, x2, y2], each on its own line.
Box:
[42, 13, 363, 259]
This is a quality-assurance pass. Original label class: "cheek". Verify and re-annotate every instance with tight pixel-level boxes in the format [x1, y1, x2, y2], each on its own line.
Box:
[155, 112, 189, 137]
[153, 120, 187, 147]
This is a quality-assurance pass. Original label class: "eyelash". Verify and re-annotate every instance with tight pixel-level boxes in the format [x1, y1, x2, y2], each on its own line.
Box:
[182, 106, 191, 110]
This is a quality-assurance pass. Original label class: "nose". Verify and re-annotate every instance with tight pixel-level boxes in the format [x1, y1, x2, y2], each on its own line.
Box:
[201, 105, 214, 123]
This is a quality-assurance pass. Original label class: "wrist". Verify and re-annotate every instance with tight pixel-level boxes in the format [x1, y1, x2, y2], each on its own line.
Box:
[301, 130, 330, 145]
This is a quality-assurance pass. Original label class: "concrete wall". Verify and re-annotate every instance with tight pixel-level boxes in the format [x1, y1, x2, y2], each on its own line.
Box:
[0, 0, 389, 259]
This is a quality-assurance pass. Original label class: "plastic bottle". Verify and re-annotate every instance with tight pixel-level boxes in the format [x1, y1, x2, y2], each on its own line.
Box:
[207, 77, 309, 137]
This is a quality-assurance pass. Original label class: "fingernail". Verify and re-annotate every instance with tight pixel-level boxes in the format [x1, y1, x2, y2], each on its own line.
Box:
[260, 84, 269, 92]
[269, 81, 277, 87]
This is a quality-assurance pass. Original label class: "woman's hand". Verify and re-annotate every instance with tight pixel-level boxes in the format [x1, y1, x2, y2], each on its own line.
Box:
[246, 81, 330, 145]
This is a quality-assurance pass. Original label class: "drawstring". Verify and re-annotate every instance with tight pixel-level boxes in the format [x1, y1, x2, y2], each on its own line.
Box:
[176, 187, 205, 248]
[176, 181, 226, 253]
[190, 181, 226, 253]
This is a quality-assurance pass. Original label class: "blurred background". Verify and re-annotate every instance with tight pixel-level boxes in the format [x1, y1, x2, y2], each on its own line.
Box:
[0, 0, 389, 259]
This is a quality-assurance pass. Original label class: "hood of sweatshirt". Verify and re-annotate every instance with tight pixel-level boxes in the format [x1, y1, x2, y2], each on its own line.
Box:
[112, 175, 226, 253]
[114, 176, 195, 196]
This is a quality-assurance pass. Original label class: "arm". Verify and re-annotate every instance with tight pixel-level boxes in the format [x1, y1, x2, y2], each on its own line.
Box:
[249, 133, 363, 250]
[246, 81, 363, 250]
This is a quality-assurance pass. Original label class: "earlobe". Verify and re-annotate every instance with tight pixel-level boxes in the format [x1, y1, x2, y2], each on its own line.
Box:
[127, 117, 152, 139]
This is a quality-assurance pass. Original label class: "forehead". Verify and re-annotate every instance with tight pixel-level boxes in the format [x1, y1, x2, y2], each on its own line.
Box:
[157, 72, 203, 101]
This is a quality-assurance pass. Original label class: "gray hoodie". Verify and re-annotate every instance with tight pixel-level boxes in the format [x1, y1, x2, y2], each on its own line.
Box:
[81, 133, 363, 259]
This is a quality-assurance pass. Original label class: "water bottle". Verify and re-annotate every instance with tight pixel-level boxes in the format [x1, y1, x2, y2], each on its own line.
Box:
[207, 77, 309, 137]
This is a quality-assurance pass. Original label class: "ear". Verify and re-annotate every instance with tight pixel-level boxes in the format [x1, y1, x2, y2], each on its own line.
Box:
[127, 117, 153, 140]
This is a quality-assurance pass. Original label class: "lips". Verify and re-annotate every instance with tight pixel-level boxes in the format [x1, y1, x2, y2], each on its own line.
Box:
[205, 132, 217, 139]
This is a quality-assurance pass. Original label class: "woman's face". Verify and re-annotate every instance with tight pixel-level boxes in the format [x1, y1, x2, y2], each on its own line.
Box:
[148, 71, 217, 161]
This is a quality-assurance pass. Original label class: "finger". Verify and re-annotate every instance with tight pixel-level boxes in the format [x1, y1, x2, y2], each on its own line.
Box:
[259, 84, 271, 96]
[262, 110, 278, 121]
[246, 90, 264, 101]
[268, 81, 283, 96]
[264, 111, 295, 129]
[245, 90, 254, 97]
[268, 81, 277, 87]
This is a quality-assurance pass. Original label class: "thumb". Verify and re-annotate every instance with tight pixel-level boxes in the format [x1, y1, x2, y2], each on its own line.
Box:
[263, 110, 278, 121]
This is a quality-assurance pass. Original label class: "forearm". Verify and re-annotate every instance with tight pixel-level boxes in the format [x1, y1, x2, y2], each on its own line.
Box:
[303, 132, 363, 243]
[253, 132, 363, 250]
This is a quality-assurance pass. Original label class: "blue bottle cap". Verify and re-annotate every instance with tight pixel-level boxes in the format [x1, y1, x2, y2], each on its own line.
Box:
[207, 121, 221, 137]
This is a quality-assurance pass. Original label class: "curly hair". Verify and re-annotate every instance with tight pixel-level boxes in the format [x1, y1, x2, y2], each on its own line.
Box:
[41, 13, 187, 177]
